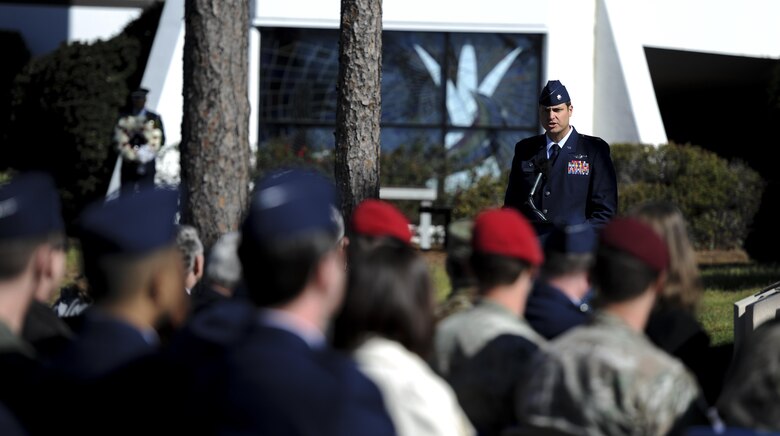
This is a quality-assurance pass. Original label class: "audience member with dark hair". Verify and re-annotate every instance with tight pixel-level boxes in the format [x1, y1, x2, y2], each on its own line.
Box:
[334, 241, 474, 436]
[347, 198, 413, 256]
[434, 208, 545, 436]
[513, 217, 706, 435]
[52, 188, 188, 379]
[631, 201, 731, 404]
[0, 173, 75, 433]
[524, 223, 595, 339]
[185, 169, 395, 435]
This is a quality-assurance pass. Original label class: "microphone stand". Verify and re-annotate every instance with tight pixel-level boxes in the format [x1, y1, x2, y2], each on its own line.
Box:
[526, 158, 549, 222]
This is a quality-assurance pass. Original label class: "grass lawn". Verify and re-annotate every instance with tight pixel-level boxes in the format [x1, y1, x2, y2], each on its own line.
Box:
[424, 250, 779, 346]
[699, 263, 780, 345]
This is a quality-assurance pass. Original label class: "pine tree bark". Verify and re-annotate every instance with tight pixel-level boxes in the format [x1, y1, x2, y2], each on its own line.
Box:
[335, 0, 383, 221]
[181, 0, 250, 251]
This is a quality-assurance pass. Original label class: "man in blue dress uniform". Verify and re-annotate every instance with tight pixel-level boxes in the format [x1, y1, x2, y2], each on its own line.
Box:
[504, 80, 617, 240]
[195, 169, 396, 436]
[119, 88, 166, 191]
[0, 172, 76, 434]
[525, 223, 596, 339]
[53, 187, 187, 379]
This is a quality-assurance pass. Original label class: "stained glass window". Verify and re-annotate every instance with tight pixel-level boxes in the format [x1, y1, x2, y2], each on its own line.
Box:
[258, 27, 543, 186]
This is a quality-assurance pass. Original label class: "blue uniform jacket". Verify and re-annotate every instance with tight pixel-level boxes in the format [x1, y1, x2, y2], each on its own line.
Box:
[175, 301, 397, 436]
[525, 281, 591, 340]
[52, 310, 154, 379]
[504, 127, 618, 236]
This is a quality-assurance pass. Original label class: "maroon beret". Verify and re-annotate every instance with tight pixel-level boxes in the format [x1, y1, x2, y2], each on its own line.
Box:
[473, 208, 543, 266]
[350, 199, 412, 245]
[600, 217, 669, 272]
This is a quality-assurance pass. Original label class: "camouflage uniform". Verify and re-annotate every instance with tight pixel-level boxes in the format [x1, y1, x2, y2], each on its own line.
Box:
[435, 299, 545, 435]
[718, 319, 780, 431]
[512, 311, 700, 436]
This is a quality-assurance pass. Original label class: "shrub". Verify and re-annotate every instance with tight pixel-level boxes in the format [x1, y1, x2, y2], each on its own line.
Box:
[254, 137, 334, 179]
[449, 169, 509, 221]
[255, 140, 763, 251]
[1, 4, 163, 224]
[612, 143, 763, 250]
[0, 31, 30, 148]
[255, 138, 444, 221]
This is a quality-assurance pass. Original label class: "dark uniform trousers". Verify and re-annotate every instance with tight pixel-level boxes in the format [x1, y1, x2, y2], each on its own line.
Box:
[504, 127, 618, 239]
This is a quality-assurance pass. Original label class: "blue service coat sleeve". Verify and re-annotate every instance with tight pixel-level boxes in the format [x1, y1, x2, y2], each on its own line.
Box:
[504, 145, 525, 211]
[585, 142, 618, 230]
[503, 137, 543, 215]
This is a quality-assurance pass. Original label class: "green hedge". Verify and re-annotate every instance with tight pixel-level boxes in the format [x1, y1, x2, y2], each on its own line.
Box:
[444, 143, 763, 251]
[6, 37, 140, 220]
[1, 4, 162, 224]
[255, 138, 442, 221]
[0, 31, 30, 149]
[450, 170, 508, 220]
[254, 139, 762, 250]
[613, 143, 762, 250]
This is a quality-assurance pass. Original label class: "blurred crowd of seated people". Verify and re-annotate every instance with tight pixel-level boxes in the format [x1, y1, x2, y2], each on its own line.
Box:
[0, 168, 775, 436]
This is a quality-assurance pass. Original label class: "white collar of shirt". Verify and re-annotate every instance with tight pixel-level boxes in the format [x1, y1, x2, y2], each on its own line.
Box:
[257, 308, 326, 349]
[546, 126, 574, 158]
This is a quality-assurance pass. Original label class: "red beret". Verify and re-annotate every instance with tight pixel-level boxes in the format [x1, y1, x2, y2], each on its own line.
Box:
[472, 208, 543, 266]
[350, 199, 412, 245]
[600, 217, 669, 272]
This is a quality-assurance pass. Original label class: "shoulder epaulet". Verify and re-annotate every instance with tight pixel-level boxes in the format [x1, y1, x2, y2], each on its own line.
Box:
[580, 134, 609, 146]
[581, 133, 604, 141]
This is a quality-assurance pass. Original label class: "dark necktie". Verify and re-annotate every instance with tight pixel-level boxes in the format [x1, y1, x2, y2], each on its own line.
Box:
[549, 143, 560, 165]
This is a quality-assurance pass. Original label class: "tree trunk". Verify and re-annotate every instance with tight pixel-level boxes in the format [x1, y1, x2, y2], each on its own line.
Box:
[181, 0, 251, 251]
[335, 0, 383, 222]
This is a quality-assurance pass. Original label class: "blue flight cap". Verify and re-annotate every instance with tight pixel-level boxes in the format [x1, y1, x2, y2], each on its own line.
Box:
[0, 172, 64, 241]
[77, 187, 179, 258]
[131, 87, 150, 98]
[538, 80, 571, 106]
[544, 223, 596, 255]
[242, 169, 342, 247]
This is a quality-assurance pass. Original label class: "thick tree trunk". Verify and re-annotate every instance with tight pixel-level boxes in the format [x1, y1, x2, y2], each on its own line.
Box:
[181, 0, 250, 251]
[335, 0, 383, 221]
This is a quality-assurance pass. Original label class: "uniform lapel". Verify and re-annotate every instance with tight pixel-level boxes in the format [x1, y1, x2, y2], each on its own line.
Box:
[556, 127, 582, 172]
[534, 135, 547, 163]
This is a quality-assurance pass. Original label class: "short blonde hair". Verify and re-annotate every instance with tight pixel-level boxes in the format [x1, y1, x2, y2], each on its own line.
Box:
[629, 202, 702, 311]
